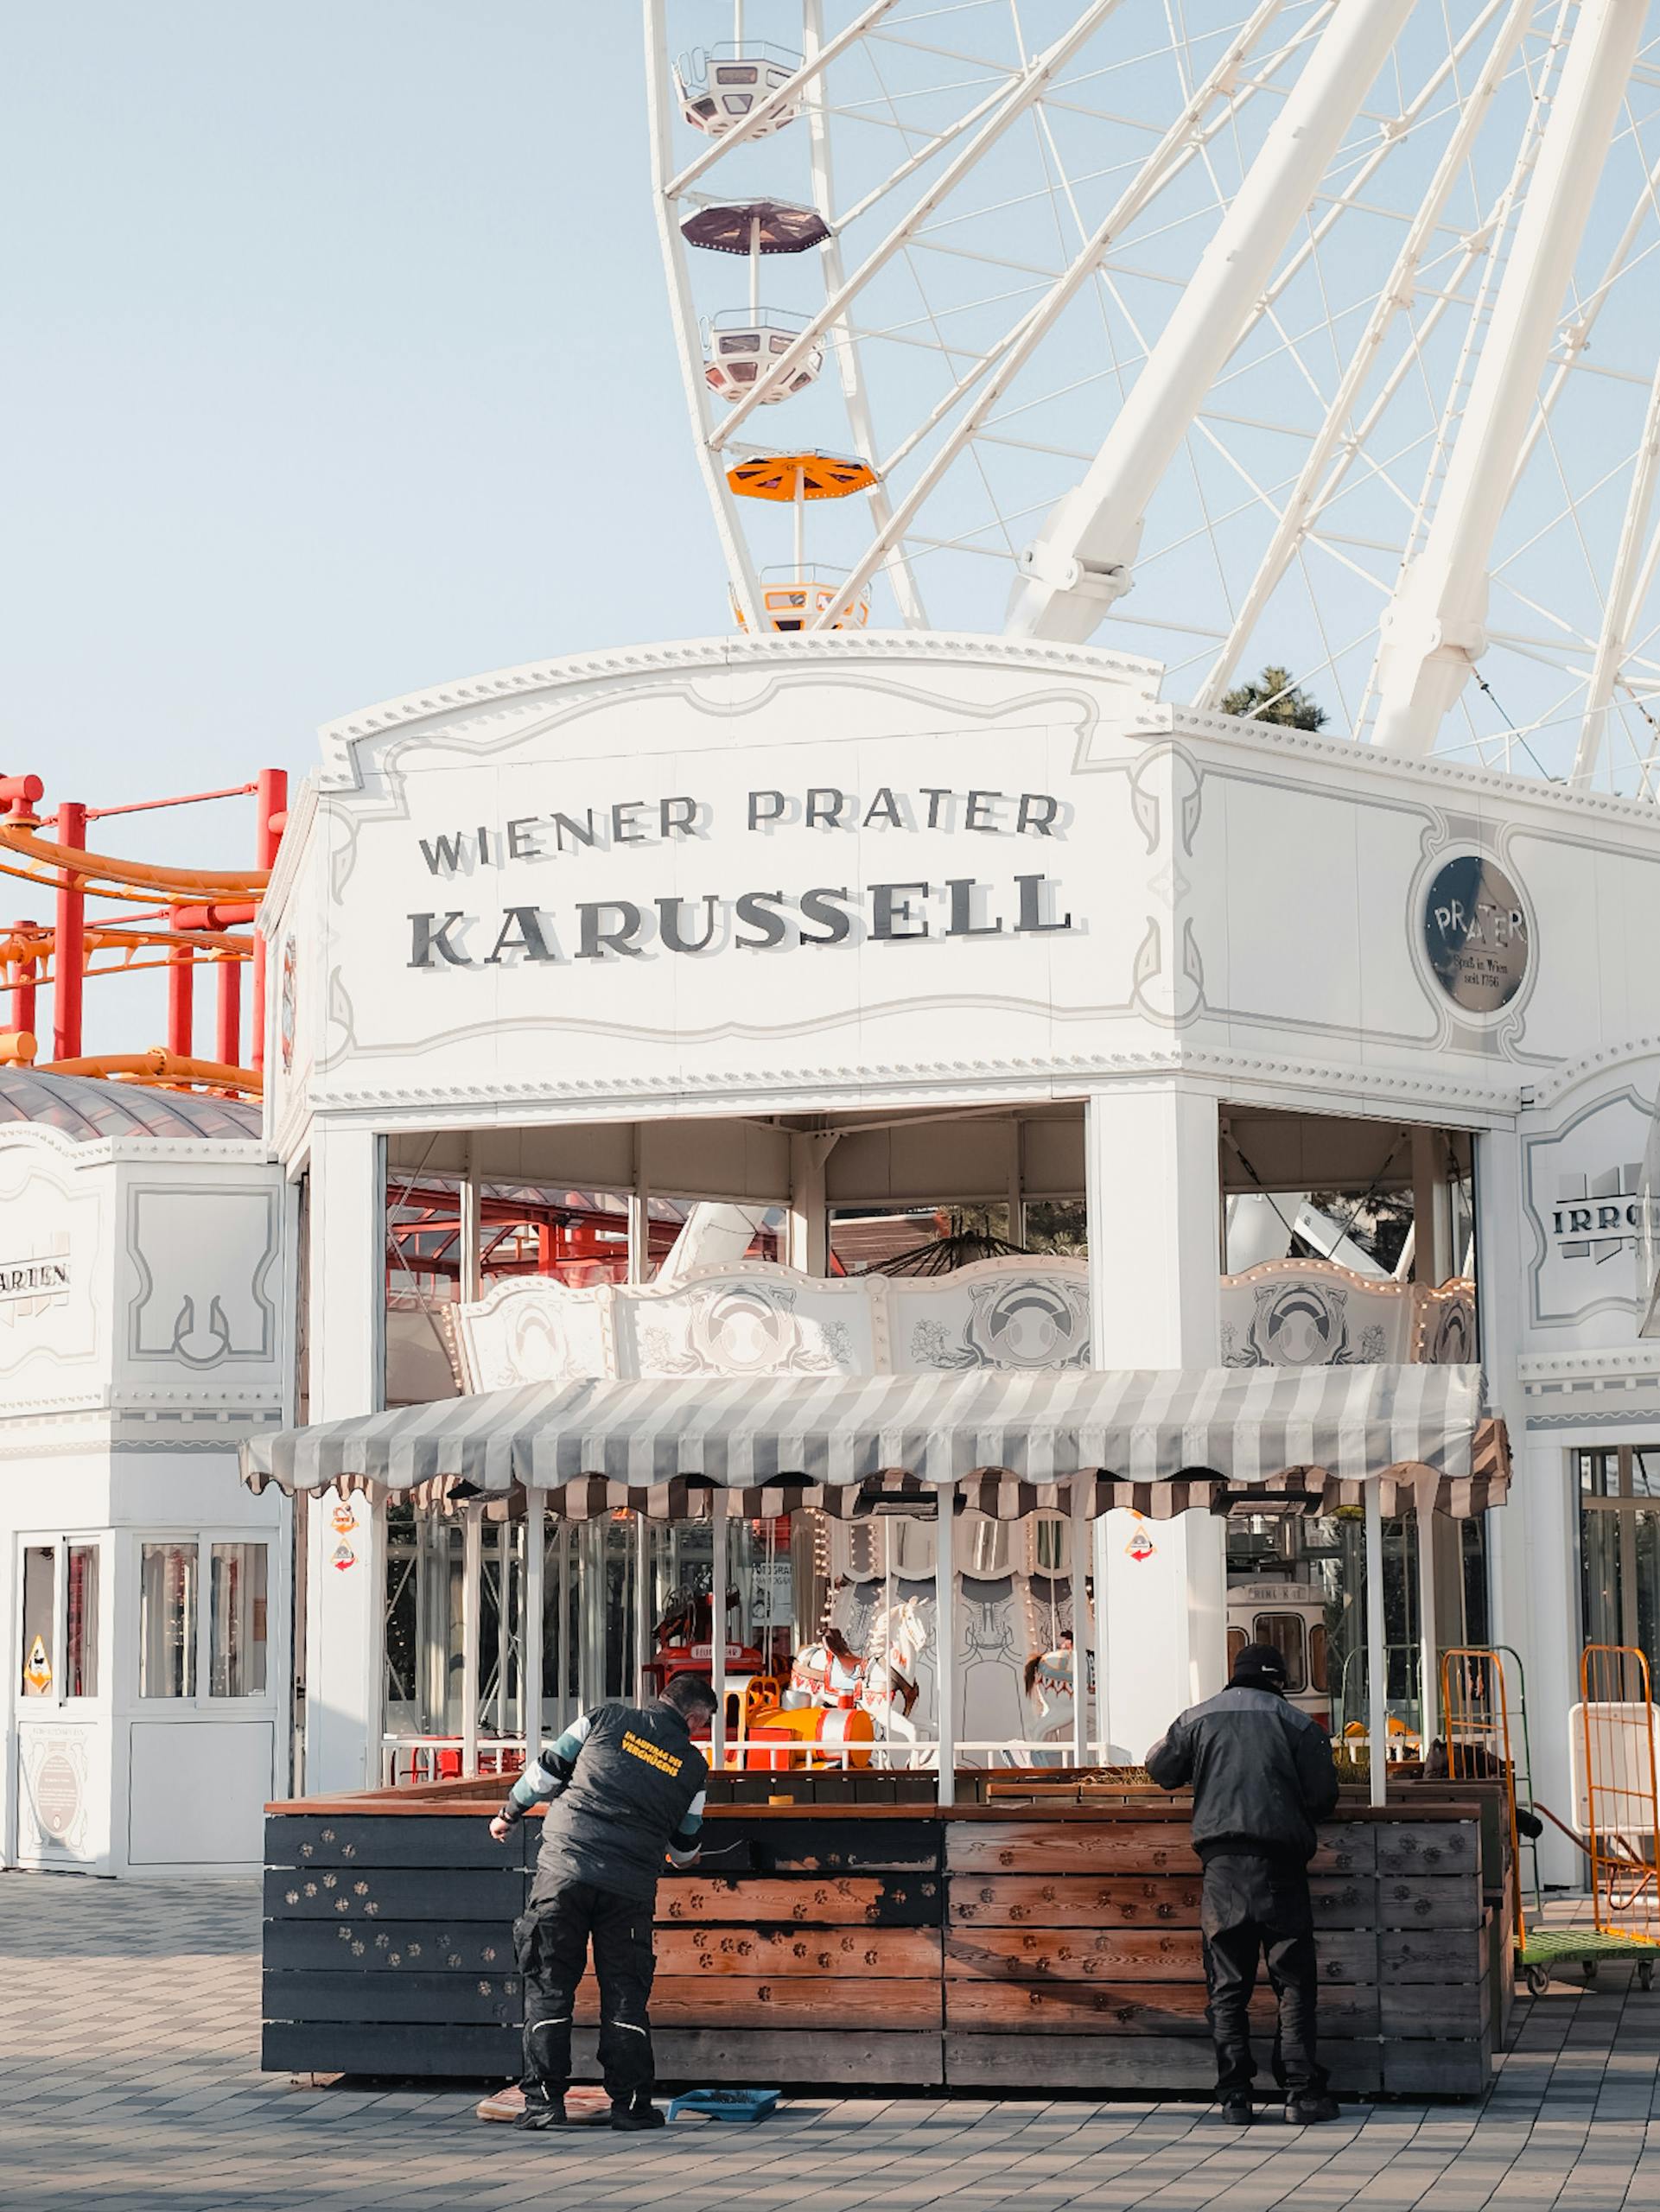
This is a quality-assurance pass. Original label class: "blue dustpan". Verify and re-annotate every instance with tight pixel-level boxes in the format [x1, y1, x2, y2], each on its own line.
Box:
[667, 2087, 780, 2124]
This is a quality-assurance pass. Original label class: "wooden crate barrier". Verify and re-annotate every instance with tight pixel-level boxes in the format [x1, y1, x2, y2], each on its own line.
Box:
[264, 1802, 1493, 2096]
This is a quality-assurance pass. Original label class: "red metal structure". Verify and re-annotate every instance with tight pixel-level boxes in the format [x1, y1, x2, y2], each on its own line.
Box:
[0, 769, 287, 1097]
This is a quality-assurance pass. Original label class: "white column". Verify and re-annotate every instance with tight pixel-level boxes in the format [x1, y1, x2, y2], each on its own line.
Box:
[787, 1133, 836, 1275]
[1370, 0, 1649, 752]
[1086, 1084, 1226, 1759]
[461, 1503, 482, 1778]
[494, 1519, 511, 1736]
[302, 1123, 386, 1794]
[934, 1491, 956, 1804]
[1364, 1481, 1389, 1808]
[710, 1491, 729, 1771]
[1069, 1478, 1090, 1769]
[628, 1128, 652, 1285]
[523, 1491, 544, 1761]
[1415, 1477, 1441, 1754]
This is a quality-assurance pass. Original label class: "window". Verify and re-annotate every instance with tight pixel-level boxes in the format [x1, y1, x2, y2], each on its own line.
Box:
[1579, 1448, 1660, 1682]
[66, 1546, 99, 1698]
[1252, 1611, 1309, 1694]
[210, 1544, 268, 1697]
[21, 1547, 54, 1698]
[139, 1543, 197, 1698]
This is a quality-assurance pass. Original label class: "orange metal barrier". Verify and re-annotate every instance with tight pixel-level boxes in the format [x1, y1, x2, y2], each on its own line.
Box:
[1442, 1645, 1527, 1946]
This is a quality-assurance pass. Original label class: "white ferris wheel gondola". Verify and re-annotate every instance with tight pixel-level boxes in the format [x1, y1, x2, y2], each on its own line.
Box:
[648, 0, 1660, 796]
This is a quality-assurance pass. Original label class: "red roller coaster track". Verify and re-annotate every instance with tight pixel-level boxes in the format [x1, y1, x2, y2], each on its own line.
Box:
[0, 768, 286, 1099]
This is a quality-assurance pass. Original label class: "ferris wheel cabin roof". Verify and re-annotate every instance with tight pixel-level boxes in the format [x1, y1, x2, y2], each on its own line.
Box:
[0, 1065, 261, 1145]
[680, 200, 832, 255]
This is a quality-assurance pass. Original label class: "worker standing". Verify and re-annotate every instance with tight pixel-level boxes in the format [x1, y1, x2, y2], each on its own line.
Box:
[490, 1674, 718, 2132]
[1145, 1641, 1340, 2126]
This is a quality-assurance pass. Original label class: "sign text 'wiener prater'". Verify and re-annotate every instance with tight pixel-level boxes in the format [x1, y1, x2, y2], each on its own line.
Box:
[405, 782, 1077, 970]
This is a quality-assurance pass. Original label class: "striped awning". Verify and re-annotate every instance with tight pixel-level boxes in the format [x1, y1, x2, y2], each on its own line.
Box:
[239, 1363, 1508, 1520]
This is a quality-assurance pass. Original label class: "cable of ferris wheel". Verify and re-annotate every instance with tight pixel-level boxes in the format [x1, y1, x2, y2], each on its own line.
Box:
[1574, 353, 1660, 785]
[709, 0, 1128, 449]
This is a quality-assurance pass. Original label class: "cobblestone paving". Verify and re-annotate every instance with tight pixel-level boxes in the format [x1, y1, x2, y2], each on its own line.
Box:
[2, 1875, 1658, 2212]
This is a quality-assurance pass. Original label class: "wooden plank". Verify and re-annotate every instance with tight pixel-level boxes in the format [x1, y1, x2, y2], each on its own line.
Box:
[948, 1875, 1202, 1927]
[652, 1926, 940, 1978]
[943, 2032, 1383, 2095]
[658, 1874, 942, 1928]
[264, 1970, 521, 2027]
[263, 1866, 525, 1923]
[1381, 1980, 1490, 2038]
[756, 1818, 941, 1874]
[265, 1921, 518, 1974]
[1309, 1876, 1378, 1928]
[265, 1815, 520, 1872]
[1374, 1821, 1479, 1878]
[1312, 1827, 1377, 1876]
[1381, 2035, 1491, 2097]
[642, 2028, 944, 2088]
[261, 2021, 519, 2076]
[1374, 1876, 1482, 1931]
[944, 1982, 1377, 2037]
[632, 1976, 942, 2031]
[946, 1928, 1203, 1981]
[1379, 1926, 1486, 1984]
[946, 1823, 1199, 1877]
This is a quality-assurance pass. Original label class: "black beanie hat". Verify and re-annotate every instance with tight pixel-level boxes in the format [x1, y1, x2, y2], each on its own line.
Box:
[1231, 1640, 1288, 1689]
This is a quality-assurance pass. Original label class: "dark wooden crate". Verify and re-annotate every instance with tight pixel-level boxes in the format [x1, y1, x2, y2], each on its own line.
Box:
[948, 1874, 1203, 1928]
[264, 1969, 521, 2026]
[264, 1866, 526, 1923]
[658, 1873, 943, 1927]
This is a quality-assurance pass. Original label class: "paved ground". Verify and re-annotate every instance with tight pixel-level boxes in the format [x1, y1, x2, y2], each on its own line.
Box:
[3, 1877, 1659, 2212]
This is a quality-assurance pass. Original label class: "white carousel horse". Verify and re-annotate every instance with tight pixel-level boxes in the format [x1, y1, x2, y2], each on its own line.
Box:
[861, 1599, 929, 1744]
[788, 1628, 867, 1710]
[1024, 1635, 1077, 1768]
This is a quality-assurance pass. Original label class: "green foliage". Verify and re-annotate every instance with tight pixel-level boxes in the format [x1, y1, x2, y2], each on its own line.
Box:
[1218, 664, 1327, 731]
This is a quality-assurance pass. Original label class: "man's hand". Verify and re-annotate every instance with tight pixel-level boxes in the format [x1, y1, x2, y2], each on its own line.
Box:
[489, 1815, 513, 1843]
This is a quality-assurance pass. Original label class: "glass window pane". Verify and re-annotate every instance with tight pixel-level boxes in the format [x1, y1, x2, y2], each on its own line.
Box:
[1309, 1624, 1329, 1694]
[140, 1543, 197, 1698]
[1252, 1611, 1308, 1694]
[1582, 1510, 1624, 1652]
[21, 1546, 54, 1698]
[66, 1546, 99, 1698]
[210, 1543, 268, 1697]
[1580, 1452, 1618, 1496]
[1631, 1452, 1660, 1499]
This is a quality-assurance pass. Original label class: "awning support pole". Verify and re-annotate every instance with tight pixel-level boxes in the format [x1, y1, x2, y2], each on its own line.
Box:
[935, 1489, 956, 1805]
[636, 1511, 652, 1701]
[711, 1490, 728, 1772]
[494, 1519, 511, 1737]
[461, 1502, 482, 1779]
[1070, 1477, 1090, 1770]
[1092, 1508, 1110, 1765]
[523, 1489, 544, 1762]
[1415, 1475, 1440, 1755]
[1364, 1480, 1388, 1808]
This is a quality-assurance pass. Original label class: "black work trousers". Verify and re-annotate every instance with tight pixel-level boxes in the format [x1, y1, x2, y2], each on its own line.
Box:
[513, 1880, 657, 2109]
[1199, 1852, 1326, 2101]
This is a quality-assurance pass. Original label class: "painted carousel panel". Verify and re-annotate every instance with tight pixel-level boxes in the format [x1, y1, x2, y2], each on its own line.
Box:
[652, 1924, 942, 1977]
[262, 1866, 525, 1923]
[947, 1874, 1204, 1927]
[264, 1970, 520, 2027]
[658, 1873, 943, 1926]
[265, 1920, 518, 1974]
[266, 1814, 524, 1870]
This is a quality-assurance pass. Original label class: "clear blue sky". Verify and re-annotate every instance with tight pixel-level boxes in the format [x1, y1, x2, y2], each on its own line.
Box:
[3, 3, 725, 834]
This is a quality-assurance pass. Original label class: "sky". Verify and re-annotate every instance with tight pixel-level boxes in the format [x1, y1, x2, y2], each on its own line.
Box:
[3, 3, 726, 843]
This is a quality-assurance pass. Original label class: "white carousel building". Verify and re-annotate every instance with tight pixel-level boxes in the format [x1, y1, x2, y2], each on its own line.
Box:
[14, 2, 1660, 1878]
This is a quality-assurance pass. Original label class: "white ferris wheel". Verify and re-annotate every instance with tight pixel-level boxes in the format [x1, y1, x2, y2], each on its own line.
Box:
[646, 0, 1660, 796]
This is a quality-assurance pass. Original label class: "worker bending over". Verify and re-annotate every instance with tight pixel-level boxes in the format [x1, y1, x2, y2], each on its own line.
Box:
[490, 1674, 718, 2133]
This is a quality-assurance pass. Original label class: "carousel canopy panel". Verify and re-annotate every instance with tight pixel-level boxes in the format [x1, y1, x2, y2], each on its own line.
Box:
[241, 1364, 1506, 1520]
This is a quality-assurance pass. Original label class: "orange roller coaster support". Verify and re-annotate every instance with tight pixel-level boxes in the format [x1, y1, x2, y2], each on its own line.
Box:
[0, 819, 270, 901]
[251, 767, 286, 1074]
[39, 1047, 261, 1097]
[54, 803, 86, 1060]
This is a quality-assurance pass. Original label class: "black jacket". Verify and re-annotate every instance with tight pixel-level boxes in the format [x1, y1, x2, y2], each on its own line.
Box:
[1145, 1685, 1339, 1864]
[503, 1699, 709, 1905]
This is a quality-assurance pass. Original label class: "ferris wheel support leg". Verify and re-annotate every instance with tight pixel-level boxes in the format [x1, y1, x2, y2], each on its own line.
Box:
[1005, 0, 1415, 645]
[1369, 0, 1647, 755]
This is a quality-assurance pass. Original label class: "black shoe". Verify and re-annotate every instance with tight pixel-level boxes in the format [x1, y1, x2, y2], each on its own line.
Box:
[609, 2098, 665, 2132]
[1219, 2097, 1253, 2126]
[515, 2094, 568, 2131]
[1282, 2094, 1341, 2125]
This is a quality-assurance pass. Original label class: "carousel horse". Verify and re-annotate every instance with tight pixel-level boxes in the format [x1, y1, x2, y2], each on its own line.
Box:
[789, 1627, 868, 1709]
[862, 1599, 929, 1741]
[1024, 1632, 1076, 1767]
[652, 1583, 741, 1654]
